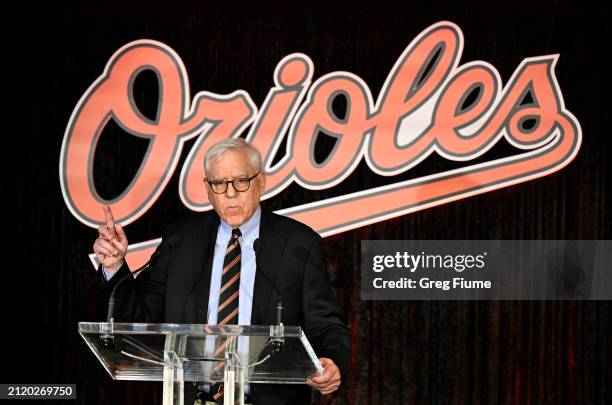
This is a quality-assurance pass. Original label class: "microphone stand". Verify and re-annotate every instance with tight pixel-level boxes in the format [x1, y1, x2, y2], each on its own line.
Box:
[253, 238, 284, 352]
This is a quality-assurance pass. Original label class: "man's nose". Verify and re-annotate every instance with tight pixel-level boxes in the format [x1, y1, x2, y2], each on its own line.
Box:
[225, 182, 238, 197]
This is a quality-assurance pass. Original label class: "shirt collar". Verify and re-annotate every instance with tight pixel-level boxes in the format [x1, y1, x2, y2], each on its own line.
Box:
[217, 205, 261, 248]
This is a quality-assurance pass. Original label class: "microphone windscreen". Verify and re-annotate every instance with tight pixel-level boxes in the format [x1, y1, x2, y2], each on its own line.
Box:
[253, 238, 264, 255]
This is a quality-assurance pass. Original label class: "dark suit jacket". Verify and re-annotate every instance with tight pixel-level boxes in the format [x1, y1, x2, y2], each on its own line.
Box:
[97, 208, 350, 405]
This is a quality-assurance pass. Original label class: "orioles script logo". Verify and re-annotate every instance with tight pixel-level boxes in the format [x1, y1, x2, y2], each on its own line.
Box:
[59, 21, 581, 269]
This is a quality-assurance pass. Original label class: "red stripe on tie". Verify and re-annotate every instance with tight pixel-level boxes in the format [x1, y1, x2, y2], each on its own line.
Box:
[219, 273, 240, 295]
[218, 290, 239, 313]
[219, 307, 238, 326]
[222, 254, 241, 275]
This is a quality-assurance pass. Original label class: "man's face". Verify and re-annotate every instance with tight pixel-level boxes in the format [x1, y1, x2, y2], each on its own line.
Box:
[205, 149, 266, 228]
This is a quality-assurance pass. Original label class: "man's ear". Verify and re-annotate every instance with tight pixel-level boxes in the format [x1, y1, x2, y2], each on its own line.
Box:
[258, 172, 267, 195]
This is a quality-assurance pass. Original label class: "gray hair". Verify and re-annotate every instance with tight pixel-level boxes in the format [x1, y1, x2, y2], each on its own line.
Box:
[204, 138, 263, 174]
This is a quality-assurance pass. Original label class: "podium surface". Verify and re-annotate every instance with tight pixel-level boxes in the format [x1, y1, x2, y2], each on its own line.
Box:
[79, 322, 322, 404]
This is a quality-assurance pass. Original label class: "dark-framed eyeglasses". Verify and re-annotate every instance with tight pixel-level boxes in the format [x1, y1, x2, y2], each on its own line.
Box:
[205, 172, 261, 194]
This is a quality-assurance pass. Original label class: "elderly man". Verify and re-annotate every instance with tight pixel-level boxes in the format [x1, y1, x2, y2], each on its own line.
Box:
[93, 138, 350, 404]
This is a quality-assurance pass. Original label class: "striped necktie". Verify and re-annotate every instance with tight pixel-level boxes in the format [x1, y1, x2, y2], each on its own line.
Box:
[211, 228, 241, 402]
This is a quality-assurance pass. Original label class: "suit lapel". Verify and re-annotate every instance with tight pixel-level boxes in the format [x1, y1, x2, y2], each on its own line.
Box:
[193, 212, 220, 324]
[251, 209, 286, 325]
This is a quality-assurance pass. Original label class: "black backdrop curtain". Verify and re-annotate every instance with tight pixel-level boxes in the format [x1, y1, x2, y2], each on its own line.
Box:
[15, 1, 610, 404]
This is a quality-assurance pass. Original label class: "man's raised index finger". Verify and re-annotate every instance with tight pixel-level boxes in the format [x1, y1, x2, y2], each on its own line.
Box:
[103, 205, 117, 235]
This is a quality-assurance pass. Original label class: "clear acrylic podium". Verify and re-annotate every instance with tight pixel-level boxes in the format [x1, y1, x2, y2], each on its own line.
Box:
[79, 322, 323, 405]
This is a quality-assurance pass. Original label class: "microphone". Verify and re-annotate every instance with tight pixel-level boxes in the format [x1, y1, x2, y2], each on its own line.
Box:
[253, 238, 284, 352]
[101, 234, 182, 347]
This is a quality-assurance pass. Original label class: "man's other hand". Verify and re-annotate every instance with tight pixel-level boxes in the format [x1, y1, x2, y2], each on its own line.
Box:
[307, 357, 341, 395]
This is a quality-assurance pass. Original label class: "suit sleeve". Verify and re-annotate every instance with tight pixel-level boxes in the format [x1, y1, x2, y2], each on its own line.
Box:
[95, 246, 169, 323]
[301, 235, 351, 381]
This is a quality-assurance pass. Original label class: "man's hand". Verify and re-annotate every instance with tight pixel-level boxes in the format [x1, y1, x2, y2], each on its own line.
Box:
[307, 357, 341, 395]
[93, 205, 128, 273]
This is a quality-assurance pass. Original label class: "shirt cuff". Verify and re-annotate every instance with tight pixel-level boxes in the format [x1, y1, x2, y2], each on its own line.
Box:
[102, 267, 117, 281]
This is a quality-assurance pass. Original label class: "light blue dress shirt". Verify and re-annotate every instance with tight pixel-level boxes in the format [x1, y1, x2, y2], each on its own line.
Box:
[204, 206, 260, 395]
[206, 205, 260, 325]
